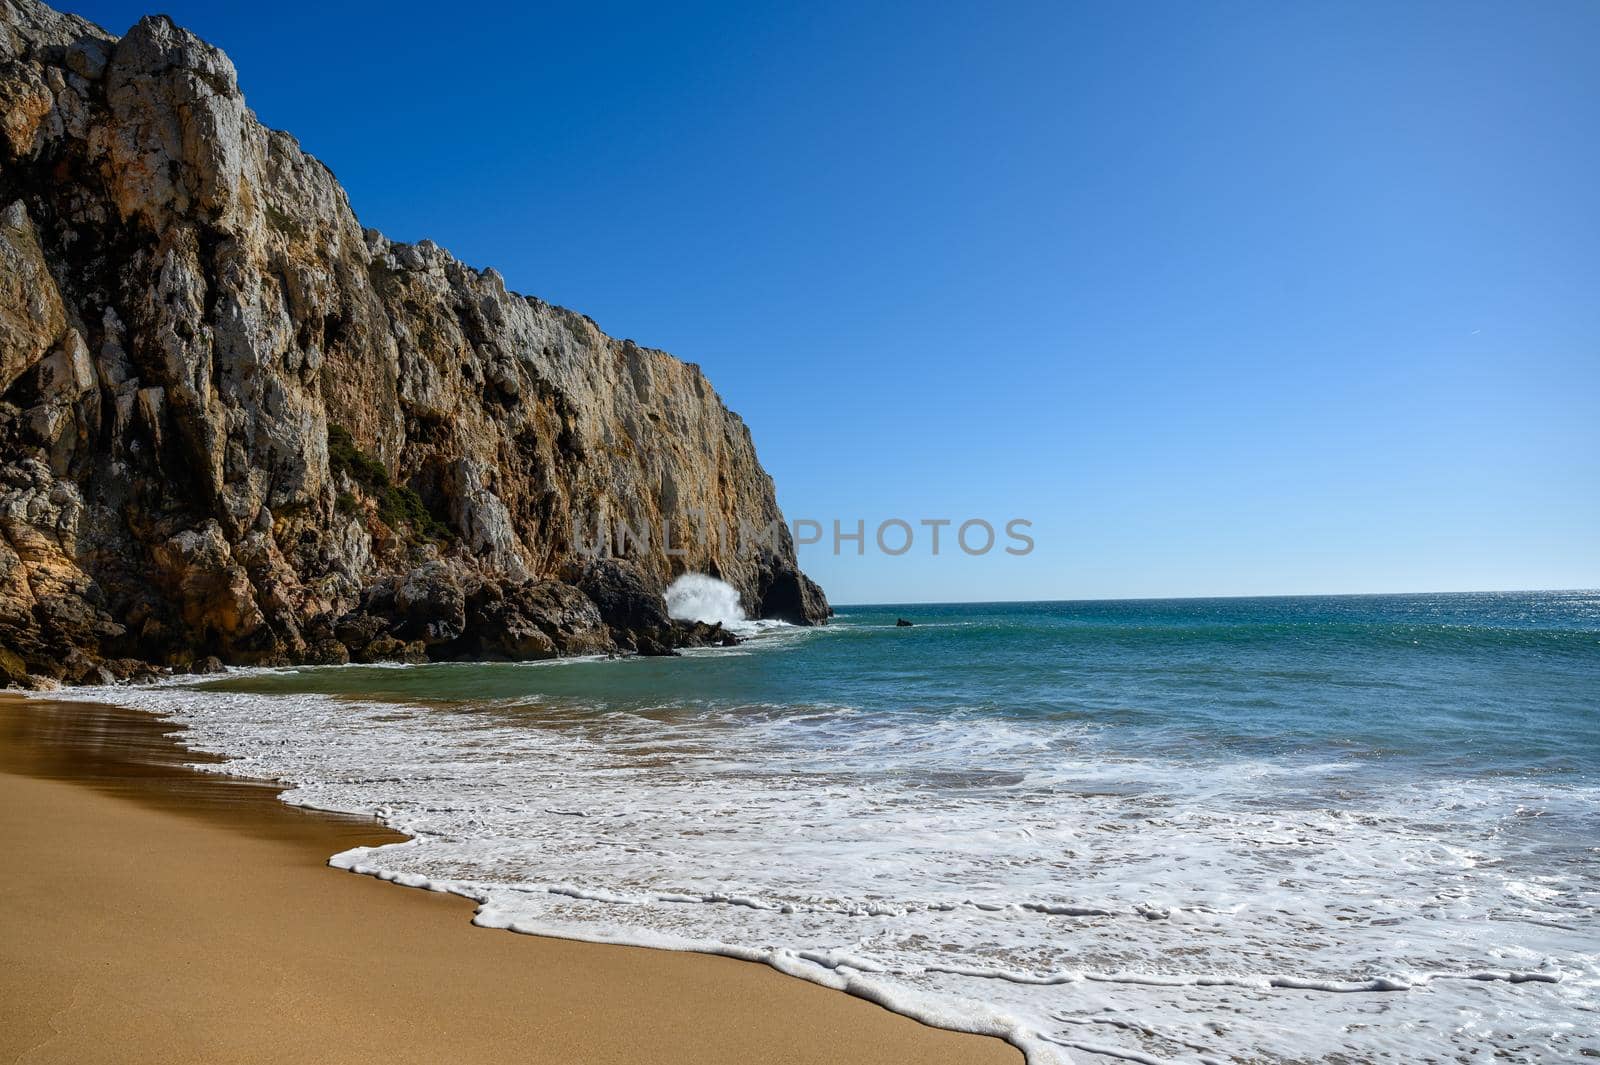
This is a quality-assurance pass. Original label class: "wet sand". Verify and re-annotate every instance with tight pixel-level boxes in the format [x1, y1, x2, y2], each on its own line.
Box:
[0, 694, 1019, 1065]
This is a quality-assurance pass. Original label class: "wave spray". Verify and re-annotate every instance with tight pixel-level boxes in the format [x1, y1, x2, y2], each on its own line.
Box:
[664, 574, 748, 628]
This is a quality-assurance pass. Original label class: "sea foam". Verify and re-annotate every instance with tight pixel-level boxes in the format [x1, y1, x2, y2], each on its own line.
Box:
[42, 668, 1599, 1065]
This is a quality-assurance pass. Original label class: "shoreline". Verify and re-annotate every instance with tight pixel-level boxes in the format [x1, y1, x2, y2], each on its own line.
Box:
[0, 693, 1019, 1065]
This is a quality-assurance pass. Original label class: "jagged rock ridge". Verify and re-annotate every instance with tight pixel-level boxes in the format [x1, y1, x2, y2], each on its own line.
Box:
[0, 0, 827, 685]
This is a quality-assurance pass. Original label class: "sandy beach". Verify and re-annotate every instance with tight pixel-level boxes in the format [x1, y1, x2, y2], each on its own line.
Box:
[0, 695, 1018, 1065]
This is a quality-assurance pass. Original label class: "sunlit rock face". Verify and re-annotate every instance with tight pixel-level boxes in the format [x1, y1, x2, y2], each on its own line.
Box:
[0, 0, 826, 685]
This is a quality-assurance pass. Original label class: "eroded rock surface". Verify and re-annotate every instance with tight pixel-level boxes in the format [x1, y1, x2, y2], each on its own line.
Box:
[0, 0, 826, 685]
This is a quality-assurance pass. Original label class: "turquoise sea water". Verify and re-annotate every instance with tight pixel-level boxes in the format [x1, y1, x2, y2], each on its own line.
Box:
[219, 590, 1600, 775]
[70, 591, 1600, 1063]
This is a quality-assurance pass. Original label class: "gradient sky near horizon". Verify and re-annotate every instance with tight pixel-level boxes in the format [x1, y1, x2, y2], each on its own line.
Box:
[71, 0, 1599, 603]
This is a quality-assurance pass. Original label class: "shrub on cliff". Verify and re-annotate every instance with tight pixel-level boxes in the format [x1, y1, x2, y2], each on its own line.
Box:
[327, 426, 452, 543]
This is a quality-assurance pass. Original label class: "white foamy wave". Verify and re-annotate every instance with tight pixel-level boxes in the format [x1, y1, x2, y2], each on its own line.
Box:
[664, 573, 795, 637]
[39, 682, 1600, 1064]
[666, 573, 747, 626]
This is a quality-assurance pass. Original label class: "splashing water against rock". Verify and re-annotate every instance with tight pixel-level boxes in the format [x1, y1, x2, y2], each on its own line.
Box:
[665, 574, 748, 628]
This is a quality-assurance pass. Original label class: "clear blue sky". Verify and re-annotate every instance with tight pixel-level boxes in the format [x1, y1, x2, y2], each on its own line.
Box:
[72, 1, 1598, 603]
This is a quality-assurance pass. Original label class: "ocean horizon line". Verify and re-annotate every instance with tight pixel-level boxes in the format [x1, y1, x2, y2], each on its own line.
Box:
[831, 586, 1600, 610]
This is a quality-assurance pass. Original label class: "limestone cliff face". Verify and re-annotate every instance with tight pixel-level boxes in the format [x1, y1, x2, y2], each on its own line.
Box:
[0, 0, 826, 685]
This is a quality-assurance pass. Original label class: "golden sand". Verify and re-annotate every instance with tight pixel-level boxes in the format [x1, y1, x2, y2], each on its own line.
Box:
[0, 696, 1018, 1065]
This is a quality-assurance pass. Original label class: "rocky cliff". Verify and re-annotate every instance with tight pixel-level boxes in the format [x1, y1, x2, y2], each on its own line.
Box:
[0, 0, 827, 686]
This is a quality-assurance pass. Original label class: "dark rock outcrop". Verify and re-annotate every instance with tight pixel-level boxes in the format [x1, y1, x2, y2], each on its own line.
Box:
[574, 559, 732, 655]
[760, 569, 831, 626]
[0, 0, 826, 685]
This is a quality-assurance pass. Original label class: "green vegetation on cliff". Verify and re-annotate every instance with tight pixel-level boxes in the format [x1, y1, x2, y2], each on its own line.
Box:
[327, 426, 451, 542]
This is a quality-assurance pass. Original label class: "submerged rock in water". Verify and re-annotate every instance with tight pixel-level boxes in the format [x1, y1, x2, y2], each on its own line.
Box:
[0, 0, 826, 685]
[896, 618, 914, 627]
